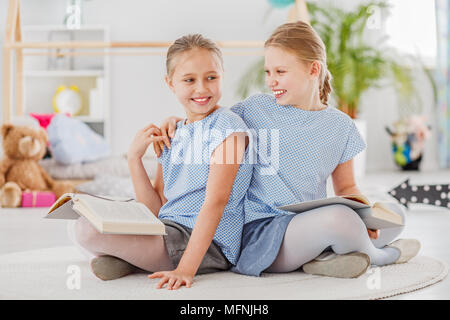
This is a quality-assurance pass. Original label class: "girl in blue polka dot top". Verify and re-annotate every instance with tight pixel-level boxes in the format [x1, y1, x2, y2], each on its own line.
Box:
[157, 22, 420, 278]
[73, 34, 252, 289]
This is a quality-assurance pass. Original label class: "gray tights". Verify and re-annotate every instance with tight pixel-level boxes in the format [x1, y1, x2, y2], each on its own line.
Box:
[266, 203, 405, 273]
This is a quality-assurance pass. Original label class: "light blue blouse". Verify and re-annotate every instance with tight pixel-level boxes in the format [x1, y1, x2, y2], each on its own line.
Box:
[157, 107, 253, 264]
[231, 94, 366, 224]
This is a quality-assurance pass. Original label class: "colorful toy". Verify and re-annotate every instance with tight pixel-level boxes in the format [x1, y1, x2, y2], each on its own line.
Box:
[22, 190, 57, 207]
[29, 113, 60, 131]
[52, 85, 82, 116]
[385, 115, 432, 170]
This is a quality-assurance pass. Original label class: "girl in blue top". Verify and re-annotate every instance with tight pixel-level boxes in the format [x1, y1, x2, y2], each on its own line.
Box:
[73, 34, 252, 289]
[157, 22, 420, 278]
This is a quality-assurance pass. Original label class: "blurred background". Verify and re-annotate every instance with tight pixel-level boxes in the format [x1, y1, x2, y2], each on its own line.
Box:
[0, 0, 447, 174]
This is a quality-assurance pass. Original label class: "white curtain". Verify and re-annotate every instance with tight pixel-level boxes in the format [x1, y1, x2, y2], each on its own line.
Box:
[435, 0, 450, 168]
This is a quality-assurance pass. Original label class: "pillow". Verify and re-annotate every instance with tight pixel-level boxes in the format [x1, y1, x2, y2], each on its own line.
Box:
[47, 114, 110, 164]
[75, 174, 136, 199]
[39, 155, 158, 180]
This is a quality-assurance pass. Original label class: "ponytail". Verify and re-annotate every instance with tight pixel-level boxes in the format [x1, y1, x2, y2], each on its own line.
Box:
[319, 69, 332, 106]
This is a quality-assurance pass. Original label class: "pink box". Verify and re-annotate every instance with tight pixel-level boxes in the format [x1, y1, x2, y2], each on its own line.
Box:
[22, 191, 56, 207]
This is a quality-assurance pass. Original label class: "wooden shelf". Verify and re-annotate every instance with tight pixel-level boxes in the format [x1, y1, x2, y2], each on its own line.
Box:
[24, 70, 104, 77]
[22, 25, 109, 32]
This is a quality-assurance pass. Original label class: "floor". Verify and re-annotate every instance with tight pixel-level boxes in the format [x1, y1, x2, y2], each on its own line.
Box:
[0, 169, 449, 300]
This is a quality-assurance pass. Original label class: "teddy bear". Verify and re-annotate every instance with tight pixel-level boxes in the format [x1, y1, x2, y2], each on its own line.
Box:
[0, 123, 74, 207]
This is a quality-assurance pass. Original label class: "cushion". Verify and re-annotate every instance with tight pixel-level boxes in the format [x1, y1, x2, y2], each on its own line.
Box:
[47, 114, 110, 164]
[75, 174, 136, 198]
[39, 155, 158, 180]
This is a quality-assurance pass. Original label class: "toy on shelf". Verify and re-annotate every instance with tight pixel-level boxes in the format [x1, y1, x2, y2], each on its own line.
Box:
[385, 115, 432, 171]
[52, 85, 83, 116]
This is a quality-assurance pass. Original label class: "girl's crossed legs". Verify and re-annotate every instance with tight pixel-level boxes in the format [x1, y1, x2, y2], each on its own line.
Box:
[266, 204, 405, 273]
[73, 216, 173, 273]
[73, 203, 406, 274]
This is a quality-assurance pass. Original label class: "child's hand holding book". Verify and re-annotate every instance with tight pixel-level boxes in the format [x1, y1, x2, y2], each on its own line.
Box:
[367, 228, 380, 239]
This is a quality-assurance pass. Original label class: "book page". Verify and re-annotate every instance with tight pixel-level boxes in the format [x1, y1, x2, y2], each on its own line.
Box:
[372, 203, 403, 225]
[47, 193, 75, 214]
[45, 199, 80, 220]
[278, 196, 370, 213]
[341, 194, 370, 205]
[75, 194, 160, 224]
[356, 207, 404, 229]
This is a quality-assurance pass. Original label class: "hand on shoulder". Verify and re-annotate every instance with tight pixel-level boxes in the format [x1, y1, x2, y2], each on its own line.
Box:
[128, 123, 168, 161]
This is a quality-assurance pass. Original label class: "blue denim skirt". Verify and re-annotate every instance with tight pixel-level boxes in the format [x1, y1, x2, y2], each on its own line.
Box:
[231, 214, 296, 277]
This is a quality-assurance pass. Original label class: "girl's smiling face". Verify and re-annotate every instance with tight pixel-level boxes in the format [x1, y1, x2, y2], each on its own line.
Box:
[166, 48, 223, 123]
[264, 46, 320, 109]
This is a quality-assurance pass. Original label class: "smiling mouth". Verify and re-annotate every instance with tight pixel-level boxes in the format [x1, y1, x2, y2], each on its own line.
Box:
[273, 89, 287, 98]
[191, 96, 211, 105]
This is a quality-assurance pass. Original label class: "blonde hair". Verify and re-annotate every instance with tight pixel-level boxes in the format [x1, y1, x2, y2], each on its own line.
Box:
[166, 34, 223, 78]
[265, 21, 332, 106]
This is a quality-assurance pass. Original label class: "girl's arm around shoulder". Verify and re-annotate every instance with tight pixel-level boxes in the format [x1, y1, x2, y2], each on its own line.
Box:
[153, 116, 184, 157]
[148, 132, 248, 290]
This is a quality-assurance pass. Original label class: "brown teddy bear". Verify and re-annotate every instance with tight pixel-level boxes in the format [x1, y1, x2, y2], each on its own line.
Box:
[0, 123, 74, 207]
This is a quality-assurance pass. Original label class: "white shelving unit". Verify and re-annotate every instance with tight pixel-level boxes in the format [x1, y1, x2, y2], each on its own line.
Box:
[21, 24, 111, 143]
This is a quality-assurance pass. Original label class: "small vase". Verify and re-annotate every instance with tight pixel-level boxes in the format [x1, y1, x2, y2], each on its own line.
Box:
[401, 154, 422, 171]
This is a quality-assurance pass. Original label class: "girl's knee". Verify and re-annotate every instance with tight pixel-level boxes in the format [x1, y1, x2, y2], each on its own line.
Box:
[74, 217, 102, 246]
[325, 204, 368, 239]
[326, 204, 364, 226]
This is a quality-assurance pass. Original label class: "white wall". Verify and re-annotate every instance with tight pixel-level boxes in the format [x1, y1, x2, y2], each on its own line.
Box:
[0, 0, 440, 171]
[359, 73, 438, 172]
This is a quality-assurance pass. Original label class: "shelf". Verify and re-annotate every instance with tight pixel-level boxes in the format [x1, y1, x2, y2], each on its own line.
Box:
[22, 25, 109, 32]
[19, 24, 111, 144]
[24, 70, 104, 77]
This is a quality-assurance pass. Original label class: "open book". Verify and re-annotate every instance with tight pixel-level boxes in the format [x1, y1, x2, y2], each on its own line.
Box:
[46, 193, 166, 235]
[278, 194, 404, 229]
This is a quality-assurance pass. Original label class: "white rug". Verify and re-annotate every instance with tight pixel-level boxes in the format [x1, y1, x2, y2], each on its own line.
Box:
[0, 246, 447, 300]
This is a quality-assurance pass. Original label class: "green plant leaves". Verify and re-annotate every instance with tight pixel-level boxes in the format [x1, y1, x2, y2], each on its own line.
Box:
[236, 1, 419, 119]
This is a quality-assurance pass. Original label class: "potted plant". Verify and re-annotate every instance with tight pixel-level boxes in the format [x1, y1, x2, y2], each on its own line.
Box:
[238, 1, 416, 118]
